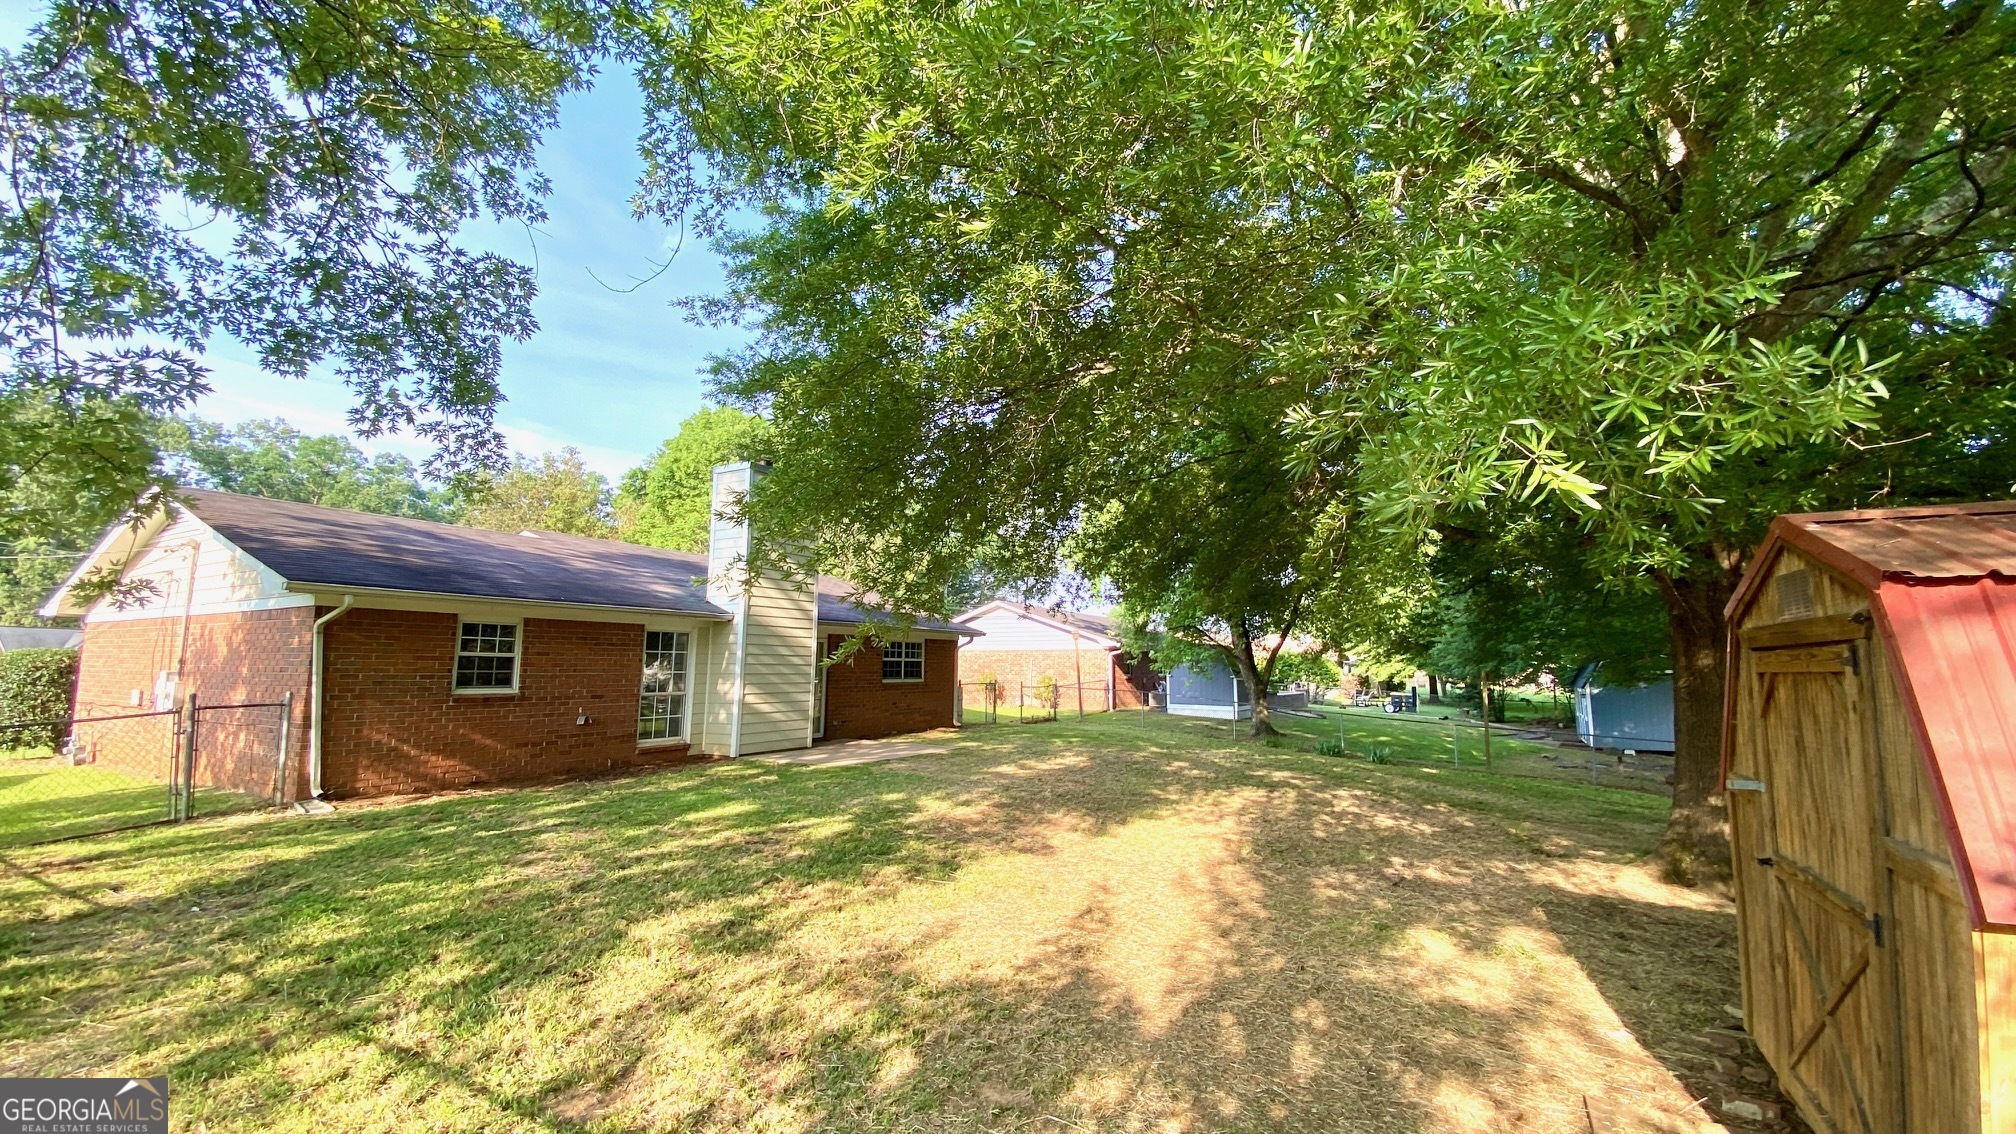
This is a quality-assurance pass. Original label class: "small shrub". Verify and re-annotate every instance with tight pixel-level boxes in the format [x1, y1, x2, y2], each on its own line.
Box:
[1033, 675, 1058, 708]
[1314, 738, 1346, 758]
[1361, 743, 1394, 765]
[0, 647, 78, 750]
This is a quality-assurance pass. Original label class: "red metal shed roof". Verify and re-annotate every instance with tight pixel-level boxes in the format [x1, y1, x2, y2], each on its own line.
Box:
[1731, 501, 2016, 931]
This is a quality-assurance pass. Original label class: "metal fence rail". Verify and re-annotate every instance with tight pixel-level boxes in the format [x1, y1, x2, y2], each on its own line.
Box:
[958, 680, 1000, 725]
[0, 695, 291, 849]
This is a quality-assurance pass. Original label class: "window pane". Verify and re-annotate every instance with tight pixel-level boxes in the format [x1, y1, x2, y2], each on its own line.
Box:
[455, 624, 519, 689]
[638, 632, 689, 740]
[883, 641, 924, 681]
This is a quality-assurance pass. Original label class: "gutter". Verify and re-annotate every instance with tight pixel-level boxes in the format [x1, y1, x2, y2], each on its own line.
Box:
[282, 581, 732, 622]
[308, 595, 356, 798]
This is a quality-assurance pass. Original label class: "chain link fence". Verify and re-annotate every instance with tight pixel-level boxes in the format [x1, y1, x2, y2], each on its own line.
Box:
[959, 678, 1163, 726]
[0, 695, 291, 849]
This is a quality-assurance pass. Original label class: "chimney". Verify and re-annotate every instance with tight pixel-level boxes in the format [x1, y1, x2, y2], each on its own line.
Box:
[702, 460, 817, 758]
[706, 461, 759, 607]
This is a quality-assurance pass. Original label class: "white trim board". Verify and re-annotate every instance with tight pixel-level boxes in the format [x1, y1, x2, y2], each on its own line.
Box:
[1167, 703, 1252, 720]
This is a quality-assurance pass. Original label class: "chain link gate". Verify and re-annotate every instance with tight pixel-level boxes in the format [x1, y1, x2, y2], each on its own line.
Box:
[0, 693, 292, 849]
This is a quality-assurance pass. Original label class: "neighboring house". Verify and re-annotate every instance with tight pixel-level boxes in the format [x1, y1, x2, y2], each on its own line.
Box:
[42, 463, 979, 801]
[0, 626, 81, 652]
[1569, 665, 1676, 752]
[953, 600, 1159, 709]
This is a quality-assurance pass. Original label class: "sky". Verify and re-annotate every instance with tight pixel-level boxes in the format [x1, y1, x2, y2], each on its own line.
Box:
[0, 0, 753, 483]
[195, 68, 755, 482]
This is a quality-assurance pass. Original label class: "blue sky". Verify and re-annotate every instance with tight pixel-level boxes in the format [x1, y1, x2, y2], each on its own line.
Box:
[197, 68, 755, 482]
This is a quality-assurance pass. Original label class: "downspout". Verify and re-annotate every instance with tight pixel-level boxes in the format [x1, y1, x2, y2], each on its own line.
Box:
[308, 595, 356, 798]
[171, 540, 202, 700]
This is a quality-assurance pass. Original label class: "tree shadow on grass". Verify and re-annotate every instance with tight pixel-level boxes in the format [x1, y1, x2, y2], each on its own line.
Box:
[2, 724, 1730, 1132]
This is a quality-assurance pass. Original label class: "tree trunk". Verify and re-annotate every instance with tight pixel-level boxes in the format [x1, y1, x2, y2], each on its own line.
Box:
[1225, 626, 1279, 738]
[1427, 673, 1441, 703]
[1653, 554, 1746, 886]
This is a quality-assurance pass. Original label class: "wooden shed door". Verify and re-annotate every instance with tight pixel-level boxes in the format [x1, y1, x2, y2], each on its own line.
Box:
[1734, 638, 1897, 1133]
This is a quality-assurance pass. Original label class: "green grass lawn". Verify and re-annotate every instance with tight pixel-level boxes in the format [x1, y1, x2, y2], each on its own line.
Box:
[0, 754, 270, 849]
[0, 712, 1735, 1132]
[1274, 705, 1673, 796]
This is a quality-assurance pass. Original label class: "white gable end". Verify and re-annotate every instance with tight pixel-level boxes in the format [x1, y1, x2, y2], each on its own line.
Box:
[961, 606, 1112, 652]
[80, 508, 308, 624]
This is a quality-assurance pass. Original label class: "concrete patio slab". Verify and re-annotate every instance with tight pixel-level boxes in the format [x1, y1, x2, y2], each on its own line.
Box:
[752, 737, 952, 767]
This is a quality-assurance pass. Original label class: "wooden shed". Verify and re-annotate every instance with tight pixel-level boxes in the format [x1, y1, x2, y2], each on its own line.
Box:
[1723, 500, 2016, 1132]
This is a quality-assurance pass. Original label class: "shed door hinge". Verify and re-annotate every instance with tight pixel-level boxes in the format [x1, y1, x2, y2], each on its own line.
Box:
[1726, 777, 1767, 793]
[1868, 913, 1884, 947]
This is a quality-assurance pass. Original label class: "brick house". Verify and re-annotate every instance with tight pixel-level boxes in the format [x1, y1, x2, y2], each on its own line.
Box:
[952, 600, 1159, 711]
[43, 463, 977, 801]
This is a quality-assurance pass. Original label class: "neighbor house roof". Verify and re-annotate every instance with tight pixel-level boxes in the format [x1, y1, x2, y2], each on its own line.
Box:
[1729, 499, 2016, 930]
[0, 626, 82, 651]
[954, 599, 1127, 649]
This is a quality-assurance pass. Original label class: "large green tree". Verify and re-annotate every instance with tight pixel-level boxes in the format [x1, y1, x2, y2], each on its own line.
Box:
[159, 418, 453, 519]
[637, 0, 2016, 879]
[1405, 517, 1673, 692]
[615, 406, 769, 551]
[1074, 405, 1332, 737]
[459, 448, 616, 537]
[0, 0, 612, 541]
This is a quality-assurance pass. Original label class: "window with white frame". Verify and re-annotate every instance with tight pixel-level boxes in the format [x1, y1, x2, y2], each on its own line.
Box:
[638, 630, 690, 743]
[882, 640, 925, 683]
[454, 621, 519, 692]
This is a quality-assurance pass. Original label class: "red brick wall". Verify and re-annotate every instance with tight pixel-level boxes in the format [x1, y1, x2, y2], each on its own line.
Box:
[956, 647, 1160, 712]
[319, 608, 699, 798]
[1111, 652, 1161, 710]
[821, 634, 956, 740]
[73, 606, 313, 800]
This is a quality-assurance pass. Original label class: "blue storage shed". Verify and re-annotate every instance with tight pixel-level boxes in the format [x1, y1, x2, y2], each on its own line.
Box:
[1569, 666, 1675, 752]
[1165, 659, 1250, 719]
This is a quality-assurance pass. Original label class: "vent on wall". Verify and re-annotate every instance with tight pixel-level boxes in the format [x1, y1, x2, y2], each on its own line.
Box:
[1775, 569, 1816, 621]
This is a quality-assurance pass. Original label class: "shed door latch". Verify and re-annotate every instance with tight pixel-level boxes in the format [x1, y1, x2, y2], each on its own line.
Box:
[1867, 914, 1884, 947]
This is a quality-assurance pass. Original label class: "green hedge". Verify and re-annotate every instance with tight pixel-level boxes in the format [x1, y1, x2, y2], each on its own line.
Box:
[0, 647, 78, 750]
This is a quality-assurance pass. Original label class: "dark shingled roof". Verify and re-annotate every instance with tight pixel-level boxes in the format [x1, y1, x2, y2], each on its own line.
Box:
[182, 490, 980, 634]
[0, 626, 81, 651]
[186, 490, 727, 617]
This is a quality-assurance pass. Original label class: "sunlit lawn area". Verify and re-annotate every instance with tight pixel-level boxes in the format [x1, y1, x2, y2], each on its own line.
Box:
[0, 712, 1735, 1132]
[0, 752, 269, 849]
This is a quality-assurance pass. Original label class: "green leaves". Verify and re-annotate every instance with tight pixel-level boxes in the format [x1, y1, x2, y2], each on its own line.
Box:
[1, 0, 620, 539]
[158, 417, 454, 520]
[627, 0, 2015, 637]
[615, 407, 770, 552]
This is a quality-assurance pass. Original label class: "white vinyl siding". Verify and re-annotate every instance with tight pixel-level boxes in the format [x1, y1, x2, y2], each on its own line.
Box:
[701, 462, 821, 757]
[82, 509, 305, 624]
[733, 579, 818, 754]
[959, 608, 1083, 650]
